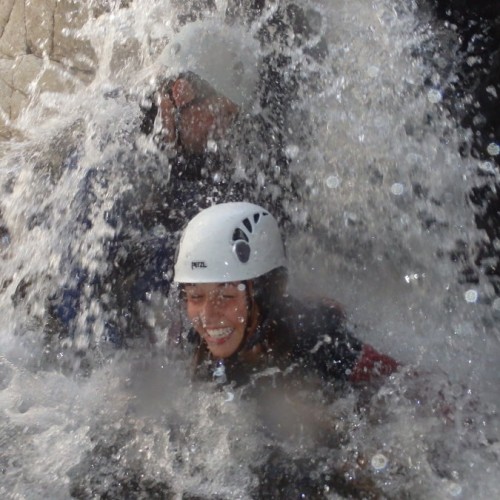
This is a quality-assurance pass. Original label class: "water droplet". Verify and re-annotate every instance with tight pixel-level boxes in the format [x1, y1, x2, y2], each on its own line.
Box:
[464, 289, 478, 303]
[492, 298, 500, 311]
[285, 144, 300, 159]
[326, 175, 340, 189]
[445, 481, 462, 496]
[479, 161, 496, 174]
[390, 183, 404, 195]
[466, 56, 480, 66]
[257, 171, 265, 186]
[237, 283, 246, 291]
[486, 86, 498, 98]
[487, 142, 499, 156]
[213, 361, 227, 384]
[427, 89, 442, 103]
[371, 453, 388, 470]
[404, 273, 422, 284]
[207, 140, 218, 152]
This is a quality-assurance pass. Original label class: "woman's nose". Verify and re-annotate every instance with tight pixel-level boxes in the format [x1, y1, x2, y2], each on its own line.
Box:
[199, 298, 221, 325]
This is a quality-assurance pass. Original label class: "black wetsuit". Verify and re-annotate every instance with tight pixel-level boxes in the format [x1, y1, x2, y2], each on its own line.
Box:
[184, 295, 399, 388]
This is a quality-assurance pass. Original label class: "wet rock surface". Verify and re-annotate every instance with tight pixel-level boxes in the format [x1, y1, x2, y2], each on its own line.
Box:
[0, 0, 96, 140]
[0, 0, 136, 141]
[429, 0, 500, 292]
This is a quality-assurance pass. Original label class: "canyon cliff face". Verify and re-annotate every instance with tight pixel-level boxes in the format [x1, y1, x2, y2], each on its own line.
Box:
[0, 0, 101, 141]
[0, 0, 138, 142]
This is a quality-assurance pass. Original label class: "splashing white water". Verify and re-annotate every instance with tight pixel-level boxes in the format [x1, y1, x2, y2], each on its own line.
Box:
[1, 0, 499, 498]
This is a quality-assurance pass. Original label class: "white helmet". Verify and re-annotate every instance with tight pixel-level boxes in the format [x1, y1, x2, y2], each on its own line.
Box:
[174, 202, 287, 283]
[159, 19, 261, 107]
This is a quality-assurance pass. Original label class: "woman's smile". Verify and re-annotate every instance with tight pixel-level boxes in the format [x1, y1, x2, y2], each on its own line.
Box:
[204, 327, 235, 344]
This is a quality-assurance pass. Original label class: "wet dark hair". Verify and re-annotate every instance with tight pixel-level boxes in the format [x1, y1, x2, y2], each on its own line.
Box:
[251, 266, 288, 317]
[239, 266, 288, 351]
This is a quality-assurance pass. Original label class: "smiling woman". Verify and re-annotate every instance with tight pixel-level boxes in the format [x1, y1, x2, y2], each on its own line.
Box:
[185, 282, 251, 358]
[173, 202, 399, 387]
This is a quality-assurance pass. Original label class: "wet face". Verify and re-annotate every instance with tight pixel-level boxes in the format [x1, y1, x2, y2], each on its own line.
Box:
[159, 77, 239, 155]
[184, 282, 248, 358]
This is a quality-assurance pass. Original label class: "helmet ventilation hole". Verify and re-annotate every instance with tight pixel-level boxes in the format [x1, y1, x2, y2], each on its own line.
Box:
[232, 228, 249, 242]
[233, 240, 251, 263]
[242, 218, 253, 233]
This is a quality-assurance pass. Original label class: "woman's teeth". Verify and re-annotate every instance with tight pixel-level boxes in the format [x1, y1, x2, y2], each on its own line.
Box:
[207, 327, 233, 339]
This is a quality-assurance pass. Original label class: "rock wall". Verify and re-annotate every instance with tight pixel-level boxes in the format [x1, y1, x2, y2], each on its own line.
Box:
[0, 0, 118, 141]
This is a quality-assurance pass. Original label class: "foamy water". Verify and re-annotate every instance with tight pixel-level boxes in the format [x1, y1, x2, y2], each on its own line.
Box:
[1, 0, 499, 498]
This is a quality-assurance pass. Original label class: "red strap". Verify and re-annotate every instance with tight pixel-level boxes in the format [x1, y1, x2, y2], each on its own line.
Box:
[349, 344, 399, 383]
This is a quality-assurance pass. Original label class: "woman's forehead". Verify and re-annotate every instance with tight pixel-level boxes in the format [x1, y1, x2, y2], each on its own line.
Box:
[185, 282, 243, 290]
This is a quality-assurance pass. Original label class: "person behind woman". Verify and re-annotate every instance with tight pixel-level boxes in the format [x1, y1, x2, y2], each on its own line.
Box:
[172, 201, 399, 387]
